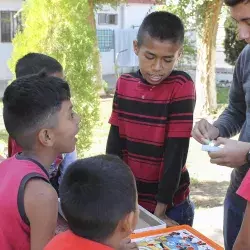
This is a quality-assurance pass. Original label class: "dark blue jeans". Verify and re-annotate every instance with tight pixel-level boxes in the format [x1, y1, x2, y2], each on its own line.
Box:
[224, 194, 245, 250]
[166, 198, 195, 226]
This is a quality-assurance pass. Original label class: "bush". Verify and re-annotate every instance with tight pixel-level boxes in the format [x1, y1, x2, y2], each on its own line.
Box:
[9, 0, 100, 157]
[224, 15, 246, 66]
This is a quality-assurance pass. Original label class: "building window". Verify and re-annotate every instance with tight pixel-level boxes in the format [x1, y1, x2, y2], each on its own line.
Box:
[97, 29, 114, 52]
[98, 13, 118, 25]
[0, 11, 18, 43]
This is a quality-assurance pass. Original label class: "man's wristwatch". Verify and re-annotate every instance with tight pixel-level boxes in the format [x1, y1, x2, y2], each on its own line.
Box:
[246, 151, 250, 164]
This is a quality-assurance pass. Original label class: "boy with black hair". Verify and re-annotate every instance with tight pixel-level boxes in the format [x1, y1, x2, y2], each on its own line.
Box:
[8, 53, 77, 191]
[0, 72, 80, 250]
[45, 155, 139, 250]
[107, 11, 196, 227]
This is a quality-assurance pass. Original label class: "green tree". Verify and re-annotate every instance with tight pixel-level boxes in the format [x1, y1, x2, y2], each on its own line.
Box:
[161, 0, 223, 114]
[195, 0, 223, 114]
[9, 0, 100, 157]
[159, 1, 196, 65]
[224, 15, 246, 66]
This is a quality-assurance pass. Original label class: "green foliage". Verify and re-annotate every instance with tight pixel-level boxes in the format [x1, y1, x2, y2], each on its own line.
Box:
[158, 2, 196, 64]
[224, 15, 246, 66]
[9, 0, 100, 157]
[217, 86, 229, 104]
[159, 0, 195, 29]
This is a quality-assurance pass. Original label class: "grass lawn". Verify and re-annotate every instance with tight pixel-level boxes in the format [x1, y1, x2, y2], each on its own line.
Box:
[217, 86, 229, 104]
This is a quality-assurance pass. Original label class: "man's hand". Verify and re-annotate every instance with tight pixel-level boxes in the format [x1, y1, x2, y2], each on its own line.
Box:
[208, 137, 250, 168]
[118, 238, 138, 250]
[191, 119, 219, 144]
[154, 202, 179, 227]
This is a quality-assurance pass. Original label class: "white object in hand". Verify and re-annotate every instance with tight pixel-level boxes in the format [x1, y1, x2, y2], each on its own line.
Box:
[201, 145, 221, 152]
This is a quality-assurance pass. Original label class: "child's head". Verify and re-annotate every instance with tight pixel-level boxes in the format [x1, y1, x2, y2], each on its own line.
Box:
[60, 155, 139, 249]
[224, 0, 250, 44]
[133, 11, 184, 85]
[3, 72, 79, 154]
[15, 53, 64, 79]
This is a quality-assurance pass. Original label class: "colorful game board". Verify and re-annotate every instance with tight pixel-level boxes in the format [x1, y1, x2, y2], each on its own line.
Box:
[131, 225, 223, 250]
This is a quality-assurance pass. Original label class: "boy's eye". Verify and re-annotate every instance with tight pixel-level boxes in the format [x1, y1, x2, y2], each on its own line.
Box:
[145, 54, 154, 60]
[164, 59, 173, 63]
[71, 112, 75, 119]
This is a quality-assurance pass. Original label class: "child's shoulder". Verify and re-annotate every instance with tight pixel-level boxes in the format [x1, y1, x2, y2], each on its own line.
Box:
[169, 70, 194, 83]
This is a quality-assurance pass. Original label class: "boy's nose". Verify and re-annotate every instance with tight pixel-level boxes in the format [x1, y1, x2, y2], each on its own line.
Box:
[152, 59, 163, 71]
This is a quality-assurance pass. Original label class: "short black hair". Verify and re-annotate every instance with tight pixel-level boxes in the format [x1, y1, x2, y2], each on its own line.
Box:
[15, 53, 63, 78]
[3, 72, 70, 150]
[224, 0, 250, 6]
[137, 11, 184, 47]
[60, 155, 137, 242]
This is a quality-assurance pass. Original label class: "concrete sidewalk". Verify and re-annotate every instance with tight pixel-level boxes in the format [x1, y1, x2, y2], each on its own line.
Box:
[193, 206, 224, 247]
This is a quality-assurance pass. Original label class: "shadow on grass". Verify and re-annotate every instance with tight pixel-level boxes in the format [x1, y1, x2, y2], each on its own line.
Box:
[190, 180, 229, 208]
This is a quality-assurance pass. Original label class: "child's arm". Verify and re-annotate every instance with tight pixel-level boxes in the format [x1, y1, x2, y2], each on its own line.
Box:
[154, 138, 190, 225]
[24, 178, 58, 250]
[233, 201, 250, 250]
[154, 75, 196, 223]
[106, 81, 122, 157]
[234, 169, 250, 249]
[106, 125, 122, 158]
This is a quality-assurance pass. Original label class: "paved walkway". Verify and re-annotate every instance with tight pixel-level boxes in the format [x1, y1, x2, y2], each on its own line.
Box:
[194, 207, 224, 247]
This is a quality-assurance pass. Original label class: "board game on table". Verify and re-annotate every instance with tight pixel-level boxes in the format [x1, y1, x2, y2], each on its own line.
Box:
[131, 225, 224, 250]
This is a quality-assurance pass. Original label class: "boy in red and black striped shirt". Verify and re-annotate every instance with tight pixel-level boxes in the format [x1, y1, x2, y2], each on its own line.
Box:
[107, 11, 196, 227]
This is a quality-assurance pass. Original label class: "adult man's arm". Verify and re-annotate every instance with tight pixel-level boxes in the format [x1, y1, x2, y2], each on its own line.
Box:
[213, 47, 247, 138]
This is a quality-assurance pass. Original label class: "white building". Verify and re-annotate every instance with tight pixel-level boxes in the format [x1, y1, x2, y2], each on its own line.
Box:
[95, 0, 159, 75]
[0, 0, 232, 91]
[0, 0, 22, 91]
[0, 0, 157, 86]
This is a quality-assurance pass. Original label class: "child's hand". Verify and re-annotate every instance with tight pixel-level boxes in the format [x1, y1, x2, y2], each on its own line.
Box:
[154, 213, 179, 227]
[163, 215, 179, 227]
[154, 202, 179, 227]
[118, 238, 138, 250]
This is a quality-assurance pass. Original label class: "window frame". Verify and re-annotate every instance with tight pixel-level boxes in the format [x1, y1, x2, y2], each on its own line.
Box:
[0, 11, 18, 43]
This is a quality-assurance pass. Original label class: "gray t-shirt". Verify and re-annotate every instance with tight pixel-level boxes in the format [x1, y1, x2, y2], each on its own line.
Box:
[213, 45, 250, 209]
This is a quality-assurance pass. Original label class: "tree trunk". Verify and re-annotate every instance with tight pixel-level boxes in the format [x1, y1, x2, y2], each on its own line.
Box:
[88, 0, 105, 95]
[195, 0, 223, 116]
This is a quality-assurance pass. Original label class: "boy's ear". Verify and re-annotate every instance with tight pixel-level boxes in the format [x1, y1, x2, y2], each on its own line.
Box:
[38, 129, 55, 147]
[133, 40, 139, 55]
[118, 211, 138, 237]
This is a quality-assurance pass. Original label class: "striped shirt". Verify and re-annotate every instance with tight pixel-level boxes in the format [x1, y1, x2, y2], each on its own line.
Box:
[107, 70, 196, 212]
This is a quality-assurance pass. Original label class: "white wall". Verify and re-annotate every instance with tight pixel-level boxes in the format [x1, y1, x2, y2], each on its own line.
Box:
[0, 0, 22, 82]
[0, 43, 13, 80]
[97, 3, 154, 74]
[0, 0, 22, 10]
[123, 3, 153, 28]
[100, 50, 115, 75]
